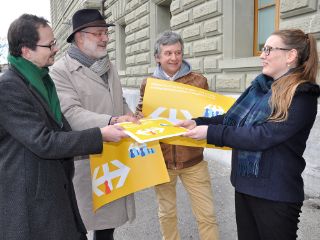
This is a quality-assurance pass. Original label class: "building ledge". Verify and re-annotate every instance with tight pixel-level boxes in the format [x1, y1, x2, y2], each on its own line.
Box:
[219, 57, 262, 71]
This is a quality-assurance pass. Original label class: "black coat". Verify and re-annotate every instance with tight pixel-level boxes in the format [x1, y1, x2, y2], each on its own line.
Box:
[0, 67, 103, 240]
[196, 82, 320, 203]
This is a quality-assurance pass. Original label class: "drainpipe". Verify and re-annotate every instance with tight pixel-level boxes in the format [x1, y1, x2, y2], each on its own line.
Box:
[101, 0, 106, 17]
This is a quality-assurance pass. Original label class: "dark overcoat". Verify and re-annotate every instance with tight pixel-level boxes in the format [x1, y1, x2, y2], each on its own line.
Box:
[0, 67, 102, 240]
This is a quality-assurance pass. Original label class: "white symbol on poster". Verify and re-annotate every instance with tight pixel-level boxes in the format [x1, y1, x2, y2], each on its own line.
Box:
[92, 160, 130, 197]
[136, 127, 165, 136]
[148, 107, 192, 122]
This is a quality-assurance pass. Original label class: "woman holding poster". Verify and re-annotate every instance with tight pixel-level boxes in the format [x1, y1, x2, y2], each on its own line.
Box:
[179, 29, 320, 240]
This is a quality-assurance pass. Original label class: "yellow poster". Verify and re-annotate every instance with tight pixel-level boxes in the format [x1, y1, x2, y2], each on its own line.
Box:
[90, 138, 169, 212]
[118, 118, 187, 143]
[143, 78, 235, 148]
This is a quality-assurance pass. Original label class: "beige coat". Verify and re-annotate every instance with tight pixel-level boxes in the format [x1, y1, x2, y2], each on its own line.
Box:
[51, 53, 135, 230]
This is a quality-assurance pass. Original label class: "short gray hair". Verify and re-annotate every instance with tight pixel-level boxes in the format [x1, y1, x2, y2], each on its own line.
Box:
[154, 31, 184, 58]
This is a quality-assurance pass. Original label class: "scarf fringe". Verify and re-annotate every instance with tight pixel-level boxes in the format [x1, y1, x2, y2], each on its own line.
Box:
[238, 159, 260, 177]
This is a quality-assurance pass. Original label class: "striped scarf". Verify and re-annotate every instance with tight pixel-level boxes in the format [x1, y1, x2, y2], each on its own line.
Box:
[67, 44, 110, 84]
[223, 74, 273, 177]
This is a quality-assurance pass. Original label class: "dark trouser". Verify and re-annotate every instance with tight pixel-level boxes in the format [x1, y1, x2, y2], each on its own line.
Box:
[235, 191, 302, 240]
[94, 228, 115, 240]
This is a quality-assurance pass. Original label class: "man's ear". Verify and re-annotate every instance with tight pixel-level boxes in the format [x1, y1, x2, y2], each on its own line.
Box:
[74, 32, 83, 45]
[21, 46, 31, 59]
[155, 55, 160, 64]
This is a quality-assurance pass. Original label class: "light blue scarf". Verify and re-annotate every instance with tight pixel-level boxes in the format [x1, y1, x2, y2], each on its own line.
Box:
[153, 60, 191, 80]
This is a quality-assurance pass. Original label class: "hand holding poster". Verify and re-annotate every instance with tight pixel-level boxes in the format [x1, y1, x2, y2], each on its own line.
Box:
[118, 118, 187, 143]
[89, 78, 235, 211]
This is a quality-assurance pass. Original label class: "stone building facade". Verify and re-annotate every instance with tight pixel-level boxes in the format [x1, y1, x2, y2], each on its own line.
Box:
[51, 0, 320, 197]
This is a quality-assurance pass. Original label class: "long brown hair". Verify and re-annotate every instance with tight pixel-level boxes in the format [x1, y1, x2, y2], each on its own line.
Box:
[268, 29, 318, 122]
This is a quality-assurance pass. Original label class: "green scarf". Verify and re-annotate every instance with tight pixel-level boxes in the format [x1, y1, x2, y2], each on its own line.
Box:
[8, 55, 62, 124]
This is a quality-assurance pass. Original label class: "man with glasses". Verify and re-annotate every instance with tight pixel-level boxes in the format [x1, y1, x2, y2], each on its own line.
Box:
[51, 9, 136, 240]
[0, 13, 128, 240]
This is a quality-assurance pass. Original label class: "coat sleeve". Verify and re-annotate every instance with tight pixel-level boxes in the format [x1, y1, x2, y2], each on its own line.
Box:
[195, 115, 225, 125]
[0, 80, 102, 159]
[110, 62, 133, 115]
[123, 96, 132, 114]
[135, 78, 147, 115]
[51, 60, 112, 129]
[206, 93, 318, 151]
[109, 63, 132, 115]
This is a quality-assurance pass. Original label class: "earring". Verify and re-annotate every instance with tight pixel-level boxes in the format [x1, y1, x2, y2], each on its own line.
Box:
[287, 64, 290, 67]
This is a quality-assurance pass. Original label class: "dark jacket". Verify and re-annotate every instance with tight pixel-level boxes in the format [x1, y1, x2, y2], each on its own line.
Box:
[0, 67, 103, 240]
[196, 82, 320, 203]
[136, 72, 208, 169]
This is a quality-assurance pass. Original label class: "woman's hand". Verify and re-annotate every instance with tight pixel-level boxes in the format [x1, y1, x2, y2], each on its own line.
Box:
[183, 126, 208, 140]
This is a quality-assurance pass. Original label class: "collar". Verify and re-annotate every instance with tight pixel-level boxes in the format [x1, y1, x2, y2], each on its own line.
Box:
[163, 70, 179, 81]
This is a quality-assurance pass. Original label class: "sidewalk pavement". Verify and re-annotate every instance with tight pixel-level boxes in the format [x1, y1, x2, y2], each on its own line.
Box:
[110, 149, 320, 240]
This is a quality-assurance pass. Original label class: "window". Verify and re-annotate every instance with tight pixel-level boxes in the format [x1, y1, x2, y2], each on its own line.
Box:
[150, 0, 172, 66]
[222, 0, 255, 59]
[155, 0, 172, 36]
[254, 0, 280, 55]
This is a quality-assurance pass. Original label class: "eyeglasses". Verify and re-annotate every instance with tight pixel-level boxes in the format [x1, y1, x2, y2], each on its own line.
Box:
[36, 39, 57, 51]
[81, 31, 110, 38]
[261, 46, 291, 56]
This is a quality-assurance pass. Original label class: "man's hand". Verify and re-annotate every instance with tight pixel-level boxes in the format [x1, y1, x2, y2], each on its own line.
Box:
[176, 119, 197, 130]
[134, 111, 144, 120]
[183, 126, 208, 140]
[100, 125, 128, 142]
[110, 114, 140, 124]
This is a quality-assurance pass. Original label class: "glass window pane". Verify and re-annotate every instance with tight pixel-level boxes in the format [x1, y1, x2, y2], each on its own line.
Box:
[259, 0, 274, 8]
[257, 7, 275, 51]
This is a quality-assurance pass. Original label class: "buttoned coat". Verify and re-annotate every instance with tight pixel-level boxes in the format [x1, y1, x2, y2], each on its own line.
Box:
[51, 53, 135, 230]
[0, 67, 103, 240]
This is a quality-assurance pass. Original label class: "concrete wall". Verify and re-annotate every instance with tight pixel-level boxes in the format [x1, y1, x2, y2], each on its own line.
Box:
[51, 0, 320, 197]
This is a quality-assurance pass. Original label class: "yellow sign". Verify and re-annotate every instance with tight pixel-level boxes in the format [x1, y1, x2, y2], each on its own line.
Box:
[90, 138, 169, 212]
[143, 78, 235, 148]
[118, 118, 187, 143]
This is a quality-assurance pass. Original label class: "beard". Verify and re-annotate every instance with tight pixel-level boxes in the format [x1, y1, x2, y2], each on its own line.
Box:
[83, 37, 108, 59]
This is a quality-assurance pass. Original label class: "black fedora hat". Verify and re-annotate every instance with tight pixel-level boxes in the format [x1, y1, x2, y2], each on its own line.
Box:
[67, 9, 115, 43]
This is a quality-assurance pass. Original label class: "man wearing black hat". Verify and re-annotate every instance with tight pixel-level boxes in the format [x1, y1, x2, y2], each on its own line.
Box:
[51, 8, 137, 240]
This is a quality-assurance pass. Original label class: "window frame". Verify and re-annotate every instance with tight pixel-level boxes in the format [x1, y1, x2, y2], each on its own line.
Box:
[253, 0, 280, 56]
